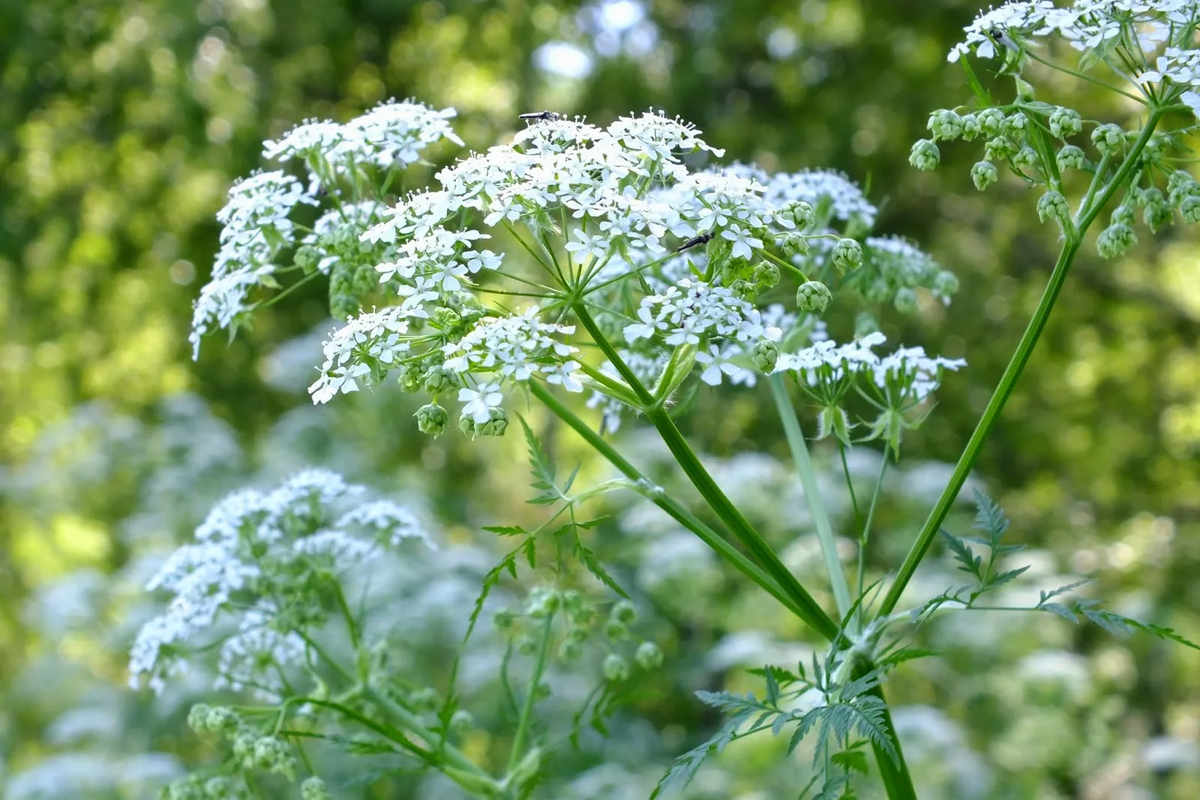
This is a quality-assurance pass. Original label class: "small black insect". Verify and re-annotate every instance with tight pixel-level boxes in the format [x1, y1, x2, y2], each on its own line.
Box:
[675, 232, 715, 253]
[519, 110, 561, 123]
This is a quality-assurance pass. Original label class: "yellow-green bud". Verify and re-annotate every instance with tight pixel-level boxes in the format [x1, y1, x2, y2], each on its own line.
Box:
[415, 403, 449, 437]
[610, 600, 637, 625]
[301, 777, 331, 800]
[1049, 107, 1082, 139]
[1092, 123, 1124, 155]
[831, 238, 863, 272]
[1056, 145, 1085, 172]
[1097, 223, 1137, 259]
[796, 280, 832, 313]
[751, 339, 779, 372]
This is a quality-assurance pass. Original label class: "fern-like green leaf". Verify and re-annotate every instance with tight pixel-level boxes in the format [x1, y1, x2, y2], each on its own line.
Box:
[517, 415, 560, 504]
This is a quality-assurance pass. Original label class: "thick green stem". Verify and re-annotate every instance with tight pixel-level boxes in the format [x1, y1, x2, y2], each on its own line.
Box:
[866, 682, 917, 800]
[568, 305, 838, 640]
[879, 108, 1165, 618]
[645, 404, 839, 641]
[528, 380, 811, 622]
[769, 375, 853, 620]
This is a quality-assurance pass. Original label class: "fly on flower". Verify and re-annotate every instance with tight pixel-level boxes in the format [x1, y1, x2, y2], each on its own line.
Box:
[675, 232, 715, 253]
[519, 110, 562, 123]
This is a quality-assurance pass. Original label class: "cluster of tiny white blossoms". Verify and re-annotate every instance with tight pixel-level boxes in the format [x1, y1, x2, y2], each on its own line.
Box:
[191, 103, 963, 440]
[189, 100, 463, 358]
[774, 331, 966, 448]
[128, 469, 431, 697]
[949, 1, 1200, 112]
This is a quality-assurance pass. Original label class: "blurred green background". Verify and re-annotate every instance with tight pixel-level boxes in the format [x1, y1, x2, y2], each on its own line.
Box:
[3, 0, 1200, 797]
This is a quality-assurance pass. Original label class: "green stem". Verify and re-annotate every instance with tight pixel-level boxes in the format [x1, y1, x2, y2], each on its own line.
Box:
[570, 305, 838, 640]
[879, 108, 1165, 618]
[868, 682, 917, 800]
[528, 380, 809, 621]
[644, 403, 839, 641]
[769, 375, 853, 620]
[507, 611, 555, 773]
[857, 455, 890, 599]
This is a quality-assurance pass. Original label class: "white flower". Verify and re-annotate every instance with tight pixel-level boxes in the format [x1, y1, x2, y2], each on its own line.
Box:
[458, 382, 504, 423]
[543, 360, 585, 392]
[565, 228, 611, 261]
[696, 345, 744, 386]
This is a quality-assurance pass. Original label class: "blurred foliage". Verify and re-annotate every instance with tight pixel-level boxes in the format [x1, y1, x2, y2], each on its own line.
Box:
[2, 0, 1200, 797]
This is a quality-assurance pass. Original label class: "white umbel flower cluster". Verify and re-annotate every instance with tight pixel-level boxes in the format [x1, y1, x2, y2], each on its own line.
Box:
[128, 469, 432, 697]
[950, 1, 1200, 114]
[189, 100, 463, 358]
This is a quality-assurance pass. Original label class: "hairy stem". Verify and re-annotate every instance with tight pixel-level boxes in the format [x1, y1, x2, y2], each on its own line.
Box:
[769, 375, 853, 620]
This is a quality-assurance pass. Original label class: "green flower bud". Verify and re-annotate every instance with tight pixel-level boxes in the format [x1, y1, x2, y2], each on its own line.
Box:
[1111, 205, 1135, 227]
[561, 590, 582, 611]
[751, 339, 779, 372]
[516, 635, 538, 655]
[415, 403, 449, 437]
[604, 620, 628, 641]
[568, 603, 596, 625]
[187, 704, 212, 735]
[301, 777, 331, 800]
[933, 270, 959, 299]
[1096, 223, 1137, 259]
[558, 639, 583, 661]
[1182, 195, 1200, 224]
[854, 312, 880, 338]
[1012, 146, 1039, 170]
[796, 280, 832, 313]
[971, 160, 999, 191]
[478, 406, 509, 437]
[253, 736, 295, 778]
[728, 278, 755, 300]
[430, 307, 462, 331]
[781, 232, 810, 257]
[1056, 144, 1086, 172]
[984, 136, 1015, 162]
[1167, 170, 1200, 201]
[1092, 123, 1124, 155]
[960, 113, 981, 140]
[751, 260, 780, 291]
[781, 200, 815, 230]
[232, 730, 257, 761]
[1036, 190, 1070, 223]
[926, 109, 964, 140]
[635, 641, 664, 670]
[422, 366, 456, 395]
[1145, 201, 1173, 233]
[450, 709, 474, 733]
[204, 777, 241, 800]
[977, 108, 1006, 136]
[610, 600, 638, 625]
[525, 587, 560, 618]
[534, 681, 552, 700]
[832, 238, 863, 272]
[293, 244, 320, 274]
[893, 287, 919, 315]
[1048, 107, 1082, 139]
[567, 625, 590, 643]
[603, 653, 631, 682]
[396, 363, 424, 393]
[493, 607, 517, 631]
[909, 138, 940, 171]
[1005, 111, 1028, 136]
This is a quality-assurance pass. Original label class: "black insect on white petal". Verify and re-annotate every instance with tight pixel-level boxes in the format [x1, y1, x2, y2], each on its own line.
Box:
[519, 110, 561, 123]
[675, 232, 715, 253]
